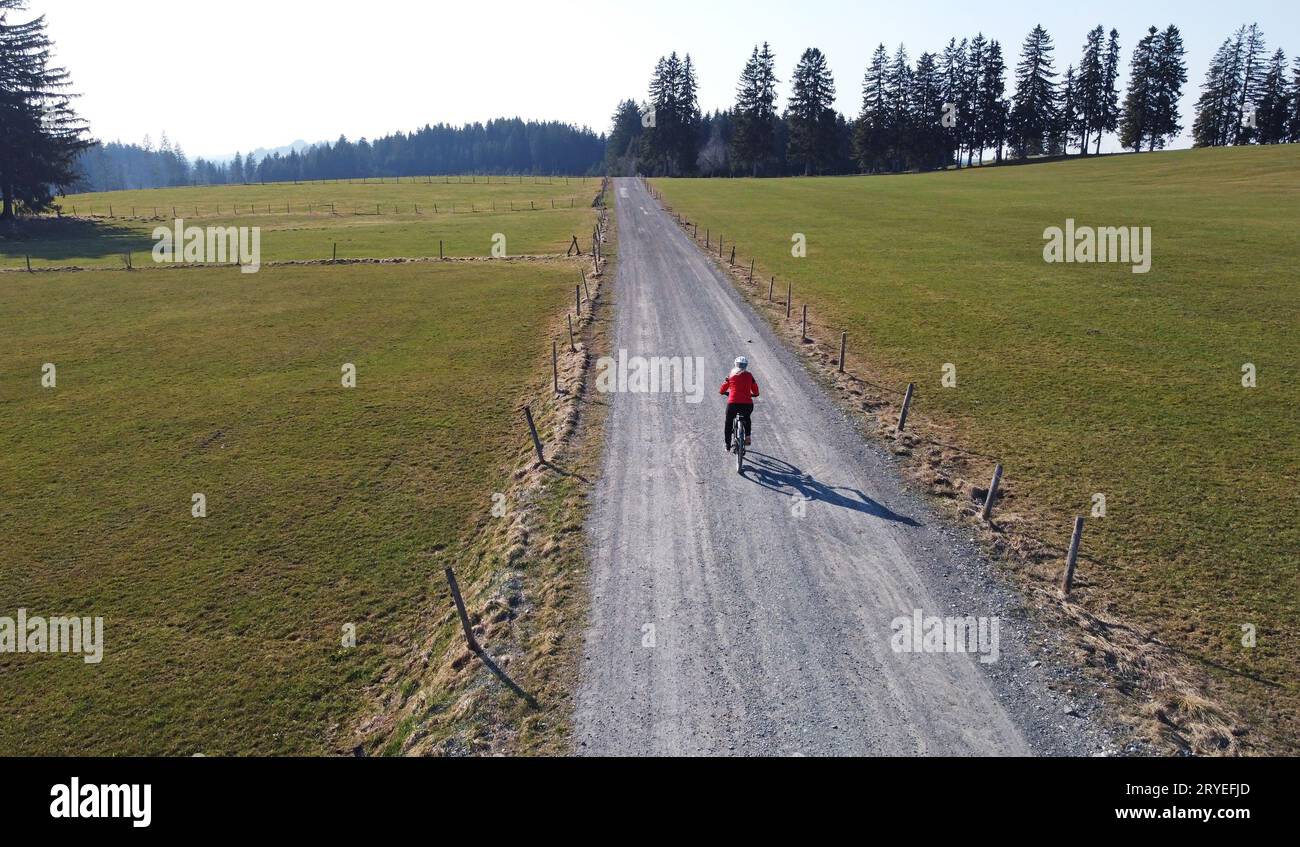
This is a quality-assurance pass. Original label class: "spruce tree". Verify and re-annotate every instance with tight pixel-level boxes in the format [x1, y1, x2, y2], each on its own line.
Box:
[676, 55, 702, 172]
[605, 99, 645, 175]
[640, 52, 701, 175]
[963, 35, 988, 165]
[1147, 25, 1188, 150]
[1289, 57, 1300, 142]
[1057, 65, 1078, 154]
[940, 38, 967, 167]
[912, 51, 946, 170]
[1254, 49, 1290, 144]
[1009, 25, 1059, 158]
[884, 44, 913, 172]
[1095, 29, 1122, 154]
[787, 47, 837, 175]
[977, 40, 1008, 164]
[0, 0, 91, 219]
[731, 43, 779, 176]
[1235, 24, 1268, 143]
[1076, 26, 1106, 155]
[1193, 28, 1247, 147]
[642, 54, 678, 174]
[1119, 27, 1159, 152]
[853, 44, 890, 173]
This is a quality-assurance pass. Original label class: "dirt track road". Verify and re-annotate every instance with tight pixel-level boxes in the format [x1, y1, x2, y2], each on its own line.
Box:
[574, 177, 1079, 756]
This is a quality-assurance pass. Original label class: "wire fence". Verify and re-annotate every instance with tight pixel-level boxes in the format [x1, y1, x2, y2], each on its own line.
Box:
[51, 196, 589, 220]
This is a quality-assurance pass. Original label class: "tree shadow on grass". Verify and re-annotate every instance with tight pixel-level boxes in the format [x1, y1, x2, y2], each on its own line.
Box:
[741, 450, 921, 526]
[0, 218, 156, 263]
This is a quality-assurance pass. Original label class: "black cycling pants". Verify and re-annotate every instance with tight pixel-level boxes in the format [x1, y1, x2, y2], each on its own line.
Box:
[725, 403, 754, 448]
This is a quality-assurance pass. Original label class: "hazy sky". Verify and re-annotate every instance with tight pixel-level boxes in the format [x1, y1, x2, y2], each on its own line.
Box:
[39, 0, 1300, 159]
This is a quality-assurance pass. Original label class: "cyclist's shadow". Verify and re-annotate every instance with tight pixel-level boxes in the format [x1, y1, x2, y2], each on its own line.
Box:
[742, 451, 921, 526]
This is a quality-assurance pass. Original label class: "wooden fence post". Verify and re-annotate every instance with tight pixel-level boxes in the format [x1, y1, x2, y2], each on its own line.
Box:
[523, 405, 545, 464]
[1062, 516, 1085, 597]
[444, 567, 481, 653]
[576, 285, 581, 315]
[749, 259, 754, 282]
[581, 271, 591, 302]
[801, 305, 808, 341]
[896, 383, 916, 433]
[786, 282, 792, 318]
[980, 464, 1003, 522]
[567, 314, 576, 352]
[553, 341, 559, 394]
[768, 276, 774, 301]
[839, 332, 847, 372]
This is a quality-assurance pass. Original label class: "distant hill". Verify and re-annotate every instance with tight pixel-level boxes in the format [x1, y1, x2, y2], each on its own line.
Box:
[201, 140, 318, 165]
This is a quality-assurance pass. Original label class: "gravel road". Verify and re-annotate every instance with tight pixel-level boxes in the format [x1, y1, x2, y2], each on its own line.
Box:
[573, 177, 1107, 757]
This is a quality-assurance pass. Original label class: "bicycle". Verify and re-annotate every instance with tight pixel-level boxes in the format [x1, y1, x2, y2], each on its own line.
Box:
[733, 415, 747, 474]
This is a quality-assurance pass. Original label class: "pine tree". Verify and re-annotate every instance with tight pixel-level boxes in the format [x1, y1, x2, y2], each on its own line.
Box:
[1076, 26, 1105, 154]
[1119, 27, 1159, 152]
[940, 39, 967, 167]
[1193, 28, 1247, 147]
[1254, 49, 1290, 144]
[731, 43, 779, 176]
[0, 0, 91, 219]
[640, 52, 701, 175]
[787, 47, 838, 175]
[977, 40, 1008, 163]
[230, 152, 244, 184]
[1235, 24, 1268, 143]
[1147, 25, 1188, 150]
[676, 54, 702, 172]
[1094, 29, 1122, 154]
[883, 44, 913, 172]
[912, 51, 946, 170]
[642, 54, 678, 174]
[1289, 57, 1300, 142]
[853, 44, 890, 173]
[1009, 25, 1059, 158]
[963, 35, 988, 165]
[1057, 65, 1078, 154]
[605, 99, 645, 175]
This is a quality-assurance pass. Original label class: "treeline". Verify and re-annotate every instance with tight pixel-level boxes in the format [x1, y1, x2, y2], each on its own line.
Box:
[75, 135, 213, 192]
[1193, 25, 1297, 146]
[613, 21, 1299, 177]
[74, 119, 607, 191]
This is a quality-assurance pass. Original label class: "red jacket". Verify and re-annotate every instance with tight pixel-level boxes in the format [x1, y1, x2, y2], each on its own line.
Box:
[720, 371, 760, 404]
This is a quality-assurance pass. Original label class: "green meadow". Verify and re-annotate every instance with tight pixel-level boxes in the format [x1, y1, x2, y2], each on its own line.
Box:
[656, 146, 1300, 744]
[0, 260, 578, 755]
[0, 175, 602, 268]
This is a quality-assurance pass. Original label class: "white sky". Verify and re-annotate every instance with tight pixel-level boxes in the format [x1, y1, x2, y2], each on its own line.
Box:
[39, 0, 1300, 159]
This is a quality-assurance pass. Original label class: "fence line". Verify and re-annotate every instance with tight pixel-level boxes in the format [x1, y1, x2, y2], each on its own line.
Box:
[52, 196, 586, 220]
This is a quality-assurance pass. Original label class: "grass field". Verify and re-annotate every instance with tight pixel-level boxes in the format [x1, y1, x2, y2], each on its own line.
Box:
[656, 146, 1300, 747]
[0, 259, 581, 755]
[0, 175, 602, 269]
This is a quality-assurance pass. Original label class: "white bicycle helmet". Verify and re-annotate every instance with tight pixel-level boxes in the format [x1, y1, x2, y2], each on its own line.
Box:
[734, 356, 749, 370]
